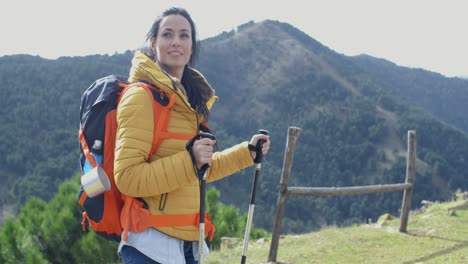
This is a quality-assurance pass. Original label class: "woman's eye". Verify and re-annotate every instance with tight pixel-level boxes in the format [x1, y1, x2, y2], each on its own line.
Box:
[162, 32, 172, 38]
[181, 33, 190, 39]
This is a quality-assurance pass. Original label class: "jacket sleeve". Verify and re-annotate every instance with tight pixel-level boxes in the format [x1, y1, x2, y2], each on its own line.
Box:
[114, 87, 198, 197]
[206, 141, 255, 183]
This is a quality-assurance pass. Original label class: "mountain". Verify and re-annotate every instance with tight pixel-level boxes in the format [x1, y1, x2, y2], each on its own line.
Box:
[1, 20, 467, 233]
[197, 20, 468, 231]
[350, 54, 468, 134]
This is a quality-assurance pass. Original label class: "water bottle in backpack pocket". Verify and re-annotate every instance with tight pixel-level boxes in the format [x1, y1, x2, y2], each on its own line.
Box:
[83, 139, 103, 173]
[81, 140, 111, 198]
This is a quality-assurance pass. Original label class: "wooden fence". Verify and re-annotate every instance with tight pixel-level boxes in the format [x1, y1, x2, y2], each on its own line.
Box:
[268, 127, 417, 263]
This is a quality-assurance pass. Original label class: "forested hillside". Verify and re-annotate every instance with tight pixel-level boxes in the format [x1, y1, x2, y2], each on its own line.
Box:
[350, 54, 468, 134]
[0, 53, 132, 214]
[1, 20, 467, 234]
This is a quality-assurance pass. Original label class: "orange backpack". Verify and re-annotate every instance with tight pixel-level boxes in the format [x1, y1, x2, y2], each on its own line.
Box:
[78, 75, 215, 242]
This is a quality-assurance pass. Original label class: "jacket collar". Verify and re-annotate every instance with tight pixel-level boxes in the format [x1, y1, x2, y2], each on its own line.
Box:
[128, 51, 218, 111]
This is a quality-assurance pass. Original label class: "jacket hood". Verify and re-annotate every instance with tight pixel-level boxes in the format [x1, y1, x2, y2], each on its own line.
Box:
[128, 51, 218, 111]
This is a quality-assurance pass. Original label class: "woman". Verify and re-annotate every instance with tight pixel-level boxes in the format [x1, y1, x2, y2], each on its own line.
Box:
[114, 7, 270, 263]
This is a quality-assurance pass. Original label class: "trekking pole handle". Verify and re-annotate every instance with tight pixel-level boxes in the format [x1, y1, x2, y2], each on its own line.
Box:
[198, 132, 215, 176]
[199, 132, 216, 140]
[254, 129, 269, 164]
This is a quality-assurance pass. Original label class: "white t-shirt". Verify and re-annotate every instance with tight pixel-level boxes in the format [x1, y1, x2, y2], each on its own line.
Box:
[118, 228, 209, 264]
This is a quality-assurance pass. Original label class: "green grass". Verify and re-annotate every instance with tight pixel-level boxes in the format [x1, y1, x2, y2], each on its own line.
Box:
[206, 198, 468, 263]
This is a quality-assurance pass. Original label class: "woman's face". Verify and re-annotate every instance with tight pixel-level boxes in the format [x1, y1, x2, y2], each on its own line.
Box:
[152, 14, 192, 79]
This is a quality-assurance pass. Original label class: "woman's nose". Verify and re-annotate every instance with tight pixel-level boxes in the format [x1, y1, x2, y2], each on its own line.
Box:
[171, 38, 181, 47]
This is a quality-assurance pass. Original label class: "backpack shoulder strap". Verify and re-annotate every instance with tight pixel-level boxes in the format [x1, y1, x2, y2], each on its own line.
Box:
[118, 82, 192, 160]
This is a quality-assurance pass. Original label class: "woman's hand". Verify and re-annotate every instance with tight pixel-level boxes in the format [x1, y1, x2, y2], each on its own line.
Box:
[249, 134, 270, 161]
[192, 138, 216, 170]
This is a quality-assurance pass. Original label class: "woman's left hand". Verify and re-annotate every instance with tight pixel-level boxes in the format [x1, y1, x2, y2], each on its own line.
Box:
[249, 134, 270, 160]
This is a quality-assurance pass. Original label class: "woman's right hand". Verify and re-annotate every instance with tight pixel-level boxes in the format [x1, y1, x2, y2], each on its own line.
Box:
[191, 137, 216, 169]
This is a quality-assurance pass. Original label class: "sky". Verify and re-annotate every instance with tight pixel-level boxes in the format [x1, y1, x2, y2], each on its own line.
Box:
[1, 0, 467, 77]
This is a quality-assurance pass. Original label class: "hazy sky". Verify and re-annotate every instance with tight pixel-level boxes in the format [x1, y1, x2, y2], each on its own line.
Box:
[1, 0, 467, 77]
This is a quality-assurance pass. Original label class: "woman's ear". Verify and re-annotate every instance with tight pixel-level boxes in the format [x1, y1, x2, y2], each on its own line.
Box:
[150, 37, 156, 52]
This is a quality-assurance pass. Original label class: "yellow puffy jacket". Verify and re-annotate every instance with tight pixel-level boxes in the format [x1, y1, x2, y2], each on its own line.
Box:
[114, 51, 254, 241]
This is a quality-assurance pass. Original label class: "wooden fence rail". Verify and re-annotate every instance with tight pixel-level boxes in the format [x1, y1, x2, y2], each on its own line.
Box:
[287, 183, 413, 196]
[267, 127, 417, 263]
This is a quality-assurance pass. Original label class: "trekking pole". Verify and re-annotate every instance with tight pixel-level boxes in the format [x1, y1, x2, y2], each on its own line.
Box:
[241, 129, 269, 264]
[197, 132, 215, 264]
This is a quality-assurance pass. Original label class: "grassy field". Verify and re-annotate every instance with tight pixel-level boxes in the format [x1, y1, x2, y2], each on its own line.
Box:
[206, 198, 468, 263]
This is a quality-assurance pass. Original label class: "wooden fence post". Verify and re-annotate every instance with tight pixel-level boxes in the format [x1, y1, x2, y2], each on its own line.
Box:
[268, 126, 301, 263]
[399, 130, 416, 232]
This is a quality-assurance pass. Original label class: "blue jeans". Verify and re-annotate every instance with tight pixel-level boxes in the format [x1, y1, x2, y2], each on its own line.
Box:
[120, 242, 198, 264]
